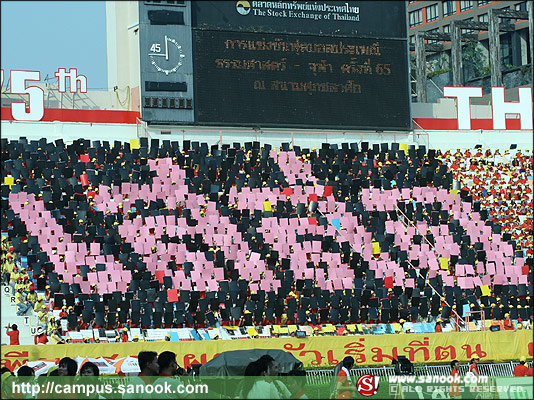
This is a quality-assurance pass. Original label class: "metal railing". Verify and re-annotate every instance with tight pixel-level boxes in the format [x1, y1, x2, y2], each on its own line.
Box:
[305, 362, 518, 385]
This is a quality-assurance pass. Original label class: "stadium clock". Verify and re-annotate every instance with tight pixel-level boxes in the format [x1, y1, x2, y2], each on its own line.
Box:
[148, 35, 185, 75]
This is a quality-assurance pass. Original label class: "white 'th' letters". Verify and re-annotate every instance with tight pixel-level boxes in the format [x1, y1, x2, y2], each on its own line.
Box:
[491, 87, 533, 130]
[443, 86, 483, 130]
[54, 68, 88, 93]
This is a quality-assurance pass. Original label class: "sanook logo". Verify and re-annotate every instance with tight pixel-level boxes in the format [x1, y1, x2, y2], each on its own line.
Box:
[357, 375, 380, 397]
[236, 1, 360, 21]
[236, 1, 251, 15]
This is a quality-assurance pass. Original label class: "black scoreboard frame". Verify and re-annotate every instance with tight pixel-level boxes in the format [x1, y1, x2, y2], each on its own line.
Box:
[140, 1, 412, 131]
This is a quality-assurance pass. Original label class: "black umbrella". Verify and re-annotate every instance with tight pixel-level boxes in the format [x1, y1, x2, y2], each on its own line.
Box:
[199, 349, 302, 377]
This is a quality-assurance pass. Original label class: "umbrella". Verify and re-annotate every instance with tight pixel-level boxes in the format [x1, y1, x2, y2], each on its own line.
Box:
[75, 356, 89, 373]
[199, 349, 303, 398]
[199, 349, 303, 376]
[112, 356, 140, 375]
[22, 360, 58, 376]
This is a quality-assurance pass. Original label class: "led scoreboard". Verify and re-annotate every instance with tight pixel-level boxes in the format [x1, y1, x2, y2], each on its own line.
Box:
[139, 1, 410, 130]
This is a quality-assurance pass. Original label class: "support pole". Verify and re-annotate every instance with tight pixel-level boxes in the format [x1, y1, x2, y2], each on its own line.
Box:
[415, 32, 427, 102]
[451, 21, 463, 86]
[489, 8, 503, 87]
[529, 1, 534, 67]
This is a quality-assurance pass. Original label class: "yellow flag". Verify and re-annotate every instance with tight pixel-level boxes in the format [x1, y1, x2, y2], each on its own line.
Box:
[372, 242, 380, 255]
[263, 201, 272, 211]
[130, 139, 140, 150]
[246, 327, 258, 338]
[440, 257, 449, 269]
[4, 176, 14, 188]
[400, 143, 408, 154]
[323, 324, 335, 333]
[480, 285, 491, 297]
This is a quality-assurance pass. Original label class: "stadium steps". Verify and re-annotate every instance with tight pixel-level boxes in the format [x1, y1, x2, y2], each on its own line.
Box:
[1, 286, 39, 345]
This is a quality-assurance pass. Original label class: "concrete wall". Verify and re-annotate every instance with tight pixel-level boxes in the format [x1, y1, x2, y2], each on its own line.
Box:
[411, 98, 495, 119]
[105, 1, 140, 103]
[2, 120, 531, 153]
[1, 121, 137, 144]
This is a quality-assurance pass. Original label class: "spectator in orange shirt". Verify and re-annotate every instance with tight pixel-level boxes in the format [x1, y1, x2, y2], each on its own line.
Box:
[469, 357, 480, 377]
[34, 326, 48, 345]
[503, 313, 516, 331]
[450, 360, 461, 398]
[513, 357, 528, 377]
[335, 356, 358, 399]
[5, 324, 20, 346]
[59, 306, 68, 319]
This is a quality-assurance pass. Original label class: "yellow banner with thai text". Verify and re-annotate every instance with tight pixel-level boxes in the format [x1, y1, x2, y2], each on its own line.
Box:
[1, 330, 532, 372]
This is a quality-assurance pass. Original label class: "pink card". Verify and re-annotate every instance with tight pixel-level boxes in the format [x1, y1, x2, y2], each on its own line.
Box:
[486, 263, 496, 275]
[476, 262, 485, 274]
[443, 276, 454, 286]
[207, 279, 218, 292]
[181, 280, 192, 290]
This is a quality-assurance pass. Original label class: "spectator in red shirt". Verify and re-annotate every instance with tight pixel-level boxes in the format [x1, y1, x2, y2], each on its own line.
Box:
[513, 357, 528, 377]
[5, 324, 20, 346]
[435, 319, 442, 333]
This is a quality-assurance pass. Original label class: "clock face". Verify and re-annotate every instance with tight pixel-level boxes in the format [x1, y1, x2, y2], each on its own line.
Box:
[148, 35, 185, 75]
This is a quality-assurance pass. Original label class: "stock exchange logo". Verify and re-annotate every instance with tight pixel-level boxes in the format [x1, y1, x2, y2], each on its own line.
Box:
[236, 1, 251, 15]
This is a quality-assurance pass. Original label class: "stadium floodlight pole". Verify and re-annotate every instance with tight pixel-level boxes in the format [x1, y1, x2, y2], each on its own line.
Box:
[313, 200, 465, 330]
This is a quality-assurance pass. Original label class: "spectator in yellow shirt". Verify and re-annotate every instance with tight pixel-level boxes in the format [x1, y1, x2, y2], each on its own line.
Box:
[47, 316, 59, 335]
[9, 268, 19, 295]
[16, 288, 31, 316]
[22, 277, 32, 292]
[19, 268, 29, 281]
[50, 328, 65, 344]
[26, 289, 37, 308]
[37, 306, 49, 328]
[34, 297, 45, 313]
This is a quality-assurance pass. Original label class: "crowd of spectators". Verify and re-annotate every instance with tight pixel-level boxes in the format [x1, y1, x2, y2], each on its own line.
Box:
[1, 138, 532, 346]
[436, 147, 533, 258]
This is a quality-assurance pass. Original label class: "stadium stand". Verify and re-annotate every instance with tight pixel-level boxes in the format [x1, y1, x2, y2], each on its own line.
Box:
[1, 138, 532, 346]
[438, 148, 533, 258]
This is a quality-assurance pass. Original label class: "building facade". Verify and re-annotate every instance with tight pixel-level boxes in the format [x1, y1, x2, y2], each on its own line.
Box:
[408, 1, 531, 67]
